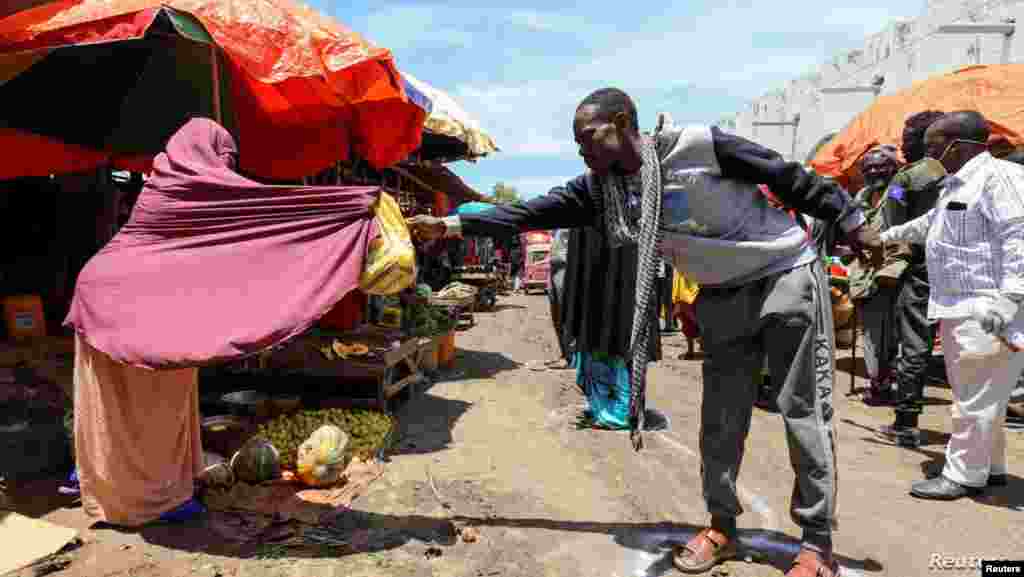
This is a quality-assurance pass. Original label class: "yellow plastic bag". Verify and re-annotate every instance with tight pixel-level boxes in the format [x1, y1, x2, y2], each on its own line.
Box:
[359, 192, 417, 295]
[672, 271, 699, 305]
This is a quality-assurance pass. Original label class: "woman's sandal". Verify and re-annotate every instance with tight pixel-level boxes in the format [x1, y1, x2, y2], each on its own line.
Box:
[786, 549, 840, 577]
[672, 528, 737, 573]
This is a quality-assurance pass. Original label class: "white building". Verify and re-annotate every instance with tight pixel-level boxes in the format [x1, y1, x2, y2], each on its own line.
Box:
[722, 0, 1024, 163]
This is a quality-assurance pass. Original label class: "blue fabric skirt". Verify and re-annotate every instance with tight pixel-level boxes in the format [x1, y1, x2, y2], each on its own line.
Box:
[575, 351, 631, 429]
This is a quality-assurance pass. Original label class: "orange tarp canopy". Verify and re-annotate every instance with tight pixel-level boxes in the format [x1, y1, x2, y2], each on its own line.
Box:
[810, 64, 1024, 185]
[0, 0, 425, 180]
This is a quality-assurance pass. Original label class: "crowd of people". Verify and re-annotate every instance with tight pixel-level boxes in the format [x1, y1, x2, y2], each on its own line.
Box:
[843, 110, 1024, 500]
[408, 90, 1024, 577]
[57, 85, 1022, 577]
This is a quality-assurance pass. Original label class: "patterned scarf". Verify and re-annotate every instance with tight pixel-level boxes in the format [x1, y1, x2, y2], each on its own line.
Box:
[597, 135, 663, 450]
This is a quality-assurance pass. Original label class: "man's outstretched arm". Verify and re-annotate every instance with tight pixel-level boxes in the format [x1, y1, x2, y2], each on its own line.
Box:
[711, 127, 864, 232]
[410, 175, 596, 241]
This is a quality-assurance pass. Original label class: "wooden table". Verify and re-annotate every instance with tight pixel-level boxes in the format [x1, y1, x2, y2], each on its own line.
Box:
[267, 325, 424, 412]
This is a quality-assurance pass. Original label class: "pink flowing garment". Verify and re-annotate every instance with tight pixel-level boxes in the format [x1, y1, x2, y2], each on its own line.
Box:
[64, 118, 380, 369]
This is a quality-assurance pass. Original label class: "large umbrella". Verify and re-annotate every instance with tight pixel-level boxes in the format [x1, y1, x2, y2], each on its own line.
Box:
[810, 64, 1024, 185]
[0, 0, 427, 180]
[402, 71, 498, 160]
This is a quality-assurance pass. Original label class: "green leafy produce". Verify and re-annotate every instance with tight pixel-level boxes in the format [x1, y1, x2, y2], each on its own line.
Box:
[254, 408, 394, 469]
[407, 302, 456, 337]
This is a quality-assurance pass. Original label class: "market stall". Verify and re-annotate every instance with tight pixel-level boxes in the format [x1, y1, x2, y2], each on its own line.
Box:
[0, 3, 429, 501]
[0, 7, 499, 511]
[228, 75, 502, 411]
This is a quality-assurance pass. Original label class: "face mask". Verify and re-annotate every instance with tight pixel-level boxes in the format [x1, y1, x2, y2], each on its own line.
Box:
[928, 139, 988, 164]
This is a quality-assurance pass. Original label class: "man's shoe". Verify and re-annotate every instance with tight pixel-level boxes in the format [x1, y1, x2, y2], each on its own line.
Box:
[988, 474, 1008, 487]
[672, 528, 737, 574]
[877, 424, 921, 448]
[910, 476, 981, 500]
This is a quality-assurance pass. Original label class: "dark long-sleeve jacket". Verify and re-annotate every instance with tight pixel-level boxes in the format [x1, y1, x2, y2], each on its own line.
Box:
[460, 127, 857, 239]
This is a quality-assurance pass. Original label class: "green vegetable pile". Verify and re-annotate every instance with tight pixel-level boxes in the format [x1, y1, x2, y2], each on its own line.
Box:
[407, 303, 456, 337]
[407, 284, 457, 337]
[254, 408, 394, 469]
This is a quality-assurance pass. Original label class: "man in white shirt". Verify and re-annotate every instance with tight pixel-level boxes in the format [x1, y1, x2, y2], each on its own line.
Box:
[880, 111, 1024, 499]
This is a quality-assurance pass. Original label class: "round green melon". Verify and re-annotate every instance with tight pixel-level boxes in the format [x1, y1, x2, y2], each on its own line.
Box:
[416, 283, 433, 300]
[231, 437, 281, 484]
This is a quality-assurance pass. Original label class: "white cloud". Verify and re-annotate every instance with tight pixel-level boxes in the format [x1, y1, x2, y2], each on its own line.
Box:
[364, 0, 925, 173]
[363, 5, 585, 51]
[362, 5, 474, 50]
[453, 82, 579, 159]
[470, 175, 575, 200]
[505, 176, 575, 199]
[447, 1, 923, 159]
[564, 3, 921, 96]
[504, 10, 581, 33]
[513, 139, 576, 156]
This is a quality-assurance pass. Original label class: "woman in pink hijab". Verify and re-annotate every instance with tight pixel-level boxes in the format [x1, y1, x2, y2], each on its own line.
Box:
[65, 118, 380, 526]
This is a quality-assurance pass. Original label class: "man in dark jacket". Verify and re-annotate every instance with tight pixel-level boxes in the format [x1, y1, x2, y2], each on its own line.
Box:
[408, 88, 876, 577]
[877, 110, 947, 447]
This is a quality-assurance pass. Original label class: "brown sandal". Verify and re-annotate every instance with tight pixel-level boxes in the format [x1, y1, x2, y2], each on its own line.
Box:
[785, 549, 840, 577]
[672, 528, 737, 573]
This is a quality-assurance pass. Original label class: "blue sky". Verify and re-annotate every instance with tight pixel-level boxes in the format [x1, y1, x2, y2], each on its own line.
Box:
[313, 1, 924, 199]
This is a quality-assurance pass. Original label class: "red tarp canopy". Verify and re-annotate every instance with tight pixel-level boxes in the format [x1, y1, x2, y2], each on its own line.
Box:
[0, 0, 426, 180]
[810, 64, 1024, 186]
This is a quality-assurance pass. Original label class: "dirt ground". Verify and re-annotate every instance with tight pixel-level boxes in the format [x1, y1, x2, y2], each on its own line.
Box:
[5, 293, 1023, 577]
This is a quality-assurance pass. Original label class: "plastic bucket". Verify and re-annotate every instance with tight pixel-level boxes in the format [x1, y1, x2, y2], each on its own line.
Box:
[438, 332, 456, 368]
[420, 338, 439, 371]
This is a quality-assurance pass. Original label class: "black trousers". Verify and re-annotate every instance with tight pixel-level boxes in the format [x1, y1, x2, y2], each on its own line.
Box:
[659, 263, 676, 329]
[548, 259, 574, 361]
[894, 264, 935, 427]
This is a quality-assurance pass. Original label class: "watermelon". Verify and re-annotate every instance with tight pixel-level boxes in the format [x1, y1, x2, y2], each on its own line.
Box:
[416, 283, 433, 300]
[231, 437, 281, 484]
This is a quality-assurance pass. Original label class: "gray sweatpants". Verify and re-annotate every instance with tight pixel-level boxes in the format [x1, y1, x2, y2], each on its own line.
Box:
[695, 261, 837, 548]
